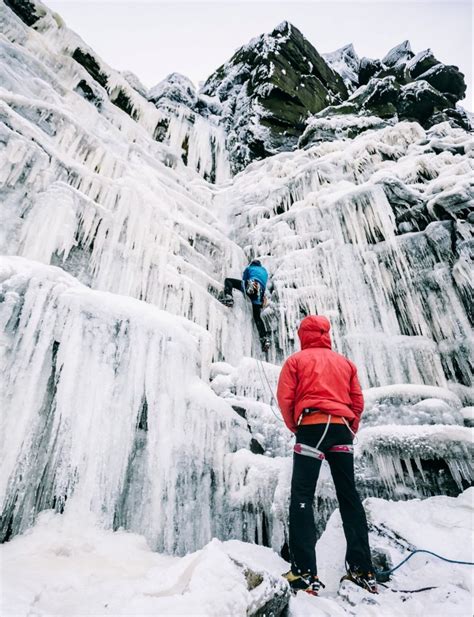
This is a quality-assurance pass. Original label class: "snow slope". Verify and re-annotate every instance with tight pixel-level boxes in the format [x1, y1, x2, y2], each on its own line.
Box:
[1, 490, 472, 616]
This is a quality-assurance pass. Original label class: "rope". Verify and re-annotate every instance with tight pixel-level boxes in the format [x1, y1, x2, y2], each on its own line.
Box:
[314, 414, 331, 451]
[256, 359, 285, 423]
[379, 583, 438, 593]
[376, 549, 474, 577]
[342, 416, 358, 445]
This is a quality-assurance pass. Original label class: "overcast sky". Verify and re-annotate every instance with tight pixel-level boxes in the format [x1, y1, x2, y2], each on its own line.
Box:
[48, 0, 473, 110]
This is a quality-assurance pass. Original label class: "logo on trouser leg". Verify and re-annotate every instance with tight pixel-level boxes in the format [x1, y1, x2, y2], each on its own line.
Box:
[299, 502, 306, 509]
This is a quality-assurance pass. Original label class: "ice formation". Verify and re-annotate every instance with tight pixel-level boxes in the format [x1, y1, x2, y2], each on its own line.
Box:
[0, 1, 473, 614]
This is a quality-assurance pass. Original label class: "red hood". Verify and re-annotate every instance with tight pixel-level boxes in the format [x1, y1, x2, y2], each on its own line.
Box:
[298, 315, 332, 350]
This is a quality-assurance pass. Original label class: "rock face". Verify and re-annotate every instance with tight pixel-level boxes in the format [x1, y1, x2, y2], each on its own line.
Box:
[302, 39, 470, 149]
[201, 21, 348, 172]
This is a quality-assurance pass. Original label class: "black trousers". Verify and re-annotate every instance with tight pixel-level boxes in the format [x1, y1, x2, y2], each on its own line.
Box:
[289, 424, 373, 576]
[224, 277, 267, 339]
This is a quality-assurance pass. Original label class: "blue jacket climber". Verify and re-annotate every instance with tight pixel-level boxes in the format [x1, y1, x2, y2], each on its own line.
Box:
[220, 260, 270, 352]
[242, 261, 268, 305]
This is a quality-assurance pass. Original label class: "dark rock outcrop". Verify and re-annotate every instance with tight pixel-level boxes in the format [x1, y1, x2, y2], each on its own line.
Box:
[406, 49, 439, 79]
[4, 0, 43, 27]
[72, 48, 108, 89]
[359, 57, 383, 86]
[397, 81, 451, 123]
[201, 21, 348, 172]
[415, 64, 467, 102]
[303, 39, 470, 139]
[427, 107, 472, 131]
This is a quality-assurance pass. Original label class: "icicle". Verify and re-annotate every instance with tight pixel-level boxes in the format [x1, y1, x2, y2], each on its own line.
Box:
[446, 459, 474, 492]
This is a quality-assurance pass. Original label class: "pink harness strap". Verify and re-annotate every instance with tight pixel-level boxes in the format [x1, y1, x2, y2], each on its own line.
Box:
[294, 443, 325, 460]
[328, 444, 354, 453]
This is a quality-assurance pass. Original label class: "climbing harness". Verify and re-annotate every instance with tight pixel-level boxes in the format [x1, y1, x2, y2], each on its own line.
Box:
[294, 442, 326, 460]
[296, 408, 357, 449]
[294, 414, 331, 460]
[245, 279, 262, 300]
[328, 444, 354, 453]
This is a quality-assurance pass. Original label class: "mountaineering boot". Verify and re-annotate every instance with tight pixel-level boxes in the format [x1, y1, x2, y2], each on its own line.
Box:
[282, 570, 325, 596]
[341, 567, 378, 594]
[260, 336, 270, 352]
[218, 292, 234, 308]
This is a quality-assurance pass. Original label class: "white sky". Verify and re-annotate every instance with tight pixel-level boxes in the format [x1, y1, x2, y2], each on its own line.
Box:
[48, 0, 473, 110]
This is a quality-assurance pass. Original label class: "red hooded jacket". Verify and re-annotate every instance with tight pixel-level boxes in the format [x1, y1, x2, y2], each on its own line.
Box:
[276, 315, 364, 433]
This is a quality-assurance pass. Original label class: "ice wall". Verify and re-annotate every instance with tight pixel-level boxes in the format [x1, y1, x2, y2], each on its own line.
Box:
[224, 122, 473, 402]
[0, 0, 230, 184]
[1, 0, 473, 562]
[1, 2, 250, 362]
[0, 257, 252, 552]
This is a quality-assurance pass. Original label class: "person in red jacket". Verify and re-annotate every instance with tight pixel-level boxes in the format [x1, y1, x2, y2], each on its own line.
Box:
[277, 315, 377, 596]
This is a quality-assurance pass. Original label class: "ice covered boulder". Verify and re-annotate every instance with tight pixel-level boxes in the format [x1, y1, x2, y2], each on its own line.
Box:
[373, 175, 428, 231]
[349, 75, 400, 118]
[359, 56, 383, 86]
[357, 424, 473, 493]
[147, 73, 230, 182]
[201, 21, 348, 171]
[299, 113, 389, 147]
[362, 384, 464, 426]
[121, 70, 148, 98]
[148, 72, 197, 108]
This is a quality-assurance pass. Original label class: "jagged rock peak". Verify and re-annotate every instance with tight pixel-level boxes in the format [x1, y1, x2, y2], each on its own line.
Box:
[323, 43, 360, 91]
[148, 72, 197, 107]
[241, 20, 293, 53]
[201, 21, 348, 171]
[382, 40, 414, 66]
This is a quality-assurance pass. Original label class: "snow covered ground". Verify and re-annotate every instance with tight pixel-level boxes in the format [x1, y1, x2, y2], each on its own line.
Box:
[1, 490, 472, 616]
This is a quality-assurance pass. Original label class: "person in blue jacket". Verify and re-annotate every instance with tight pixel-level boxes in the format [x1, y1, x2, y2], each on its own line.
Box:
[221, 259, 270, 351]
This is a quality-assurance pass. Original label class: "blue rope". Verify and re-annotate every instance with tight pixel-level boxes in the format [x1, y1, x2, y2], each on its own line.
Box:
[376, 549, 474, 576]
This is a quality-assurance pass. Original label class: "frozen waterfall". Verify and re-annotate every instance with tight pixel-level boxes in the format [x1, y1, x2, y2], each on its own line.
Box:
[0, 4, 473, 614]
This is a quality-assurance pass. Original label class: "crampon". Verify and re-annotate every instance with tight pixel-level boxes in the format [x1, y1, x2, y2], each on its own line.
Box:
[282, 570, 325, 596]
[340, 568, 378, 594]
